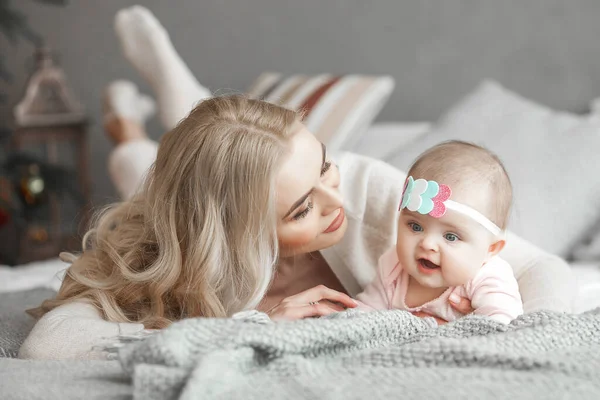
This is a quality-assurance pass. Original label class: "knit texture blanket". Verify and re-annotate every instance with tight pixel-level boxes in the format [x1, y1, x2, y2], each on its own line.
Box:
[118, 309, 600, 400]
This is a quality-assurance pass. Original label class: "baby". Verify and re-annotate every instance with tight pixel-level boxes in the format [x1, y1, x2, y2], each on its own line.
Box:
[357, 140, 523, 324]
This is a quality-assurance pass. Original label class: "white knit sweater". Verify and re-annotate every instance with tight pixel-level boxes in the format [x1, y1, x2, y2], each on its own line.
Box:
[18, 141, 575, 360]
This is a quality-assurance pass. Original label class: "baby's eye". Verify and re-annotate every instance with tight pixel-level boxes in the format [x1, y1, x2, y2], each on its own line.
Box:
[444, 233, 459, 242]
[409, 222, 423, 232]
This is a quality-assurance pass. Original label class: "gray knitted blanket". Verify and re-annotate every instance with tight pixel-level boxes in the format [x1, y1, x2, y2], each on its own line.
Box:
[118, 309, 600, 400]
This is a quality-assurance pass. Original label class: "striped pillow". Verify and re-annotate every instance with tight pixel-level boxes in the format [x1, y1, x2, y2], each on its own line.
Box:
[247, 73, 395, 151]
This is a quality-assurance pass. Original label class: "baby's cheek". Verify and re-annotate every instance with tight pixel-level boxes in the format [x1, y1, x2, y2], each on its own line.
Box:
[444, 261, 481, 286]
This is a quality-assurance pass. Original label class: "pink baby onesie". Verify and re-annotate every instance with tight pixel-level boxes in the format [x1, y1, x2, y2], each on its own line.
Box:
[356, 247, 523, 324]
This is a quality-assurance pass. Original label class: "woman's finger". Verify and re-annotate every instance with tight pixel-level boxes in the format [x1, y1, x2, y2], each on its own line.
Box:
[293, 285, 358, 309]
[449, 294, 474, 314]
[316, 300, 346, 312]
[268, 285, 357, 321]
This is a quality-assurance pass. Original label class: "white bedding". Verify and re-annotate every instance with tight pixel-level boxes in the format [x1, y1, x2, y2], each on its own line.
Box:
[0, 258, 66, 293]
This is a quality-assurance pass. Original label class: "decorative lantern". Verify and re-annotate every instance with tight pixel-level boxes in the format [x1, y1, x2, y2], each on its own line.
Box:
[0, 47, 91, 265]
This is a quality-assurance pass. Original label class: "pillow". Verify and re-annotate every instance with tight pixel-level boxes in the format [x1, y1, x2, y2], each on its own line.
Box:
[247, 73, 395, 151]
[387, 81, 600, 258]
[571, 261, 600, 313]
[352, 122, 431, 160]
[571, 224, 600, 262]
[0, 288, 56, 358]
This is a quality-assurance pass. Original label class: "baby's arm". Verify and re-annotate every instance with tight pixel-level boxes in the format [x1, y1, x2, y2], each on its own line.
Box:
[468, 258, 524, 324]
[355, 247, 398, 310]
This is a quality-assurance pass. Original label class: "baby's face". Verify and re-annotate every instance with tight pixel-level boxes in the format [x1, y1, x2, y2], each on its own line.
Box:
[395, 192, 499, 288]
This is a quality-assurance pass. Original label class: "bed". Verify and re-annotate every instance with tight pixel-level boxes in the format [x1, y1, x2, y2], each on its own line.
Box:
[3, 89, 600, 398]
[3, 113, 600, 398]
[1, 270, 600, 400]
[3, 1, 600, 397]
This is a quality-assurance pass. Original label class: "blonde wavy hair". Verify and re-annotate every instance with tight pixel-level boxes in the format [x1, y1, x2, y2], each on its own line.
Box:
[30, 95, 300, 328]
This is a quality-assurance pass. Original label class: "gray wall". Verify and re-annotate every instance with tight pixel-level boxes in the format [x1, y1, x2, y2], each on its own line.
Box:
[2, 0, 600, 205]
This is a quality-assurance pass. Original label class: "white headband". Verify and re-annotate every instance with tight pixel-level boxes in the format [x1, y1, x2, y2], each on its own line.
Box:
[399, 176, 502, 236]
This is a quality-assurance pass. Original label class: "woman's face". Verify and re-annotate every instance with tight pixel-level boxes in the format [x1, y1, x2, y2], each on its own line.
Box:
[275, 125, 347, 257]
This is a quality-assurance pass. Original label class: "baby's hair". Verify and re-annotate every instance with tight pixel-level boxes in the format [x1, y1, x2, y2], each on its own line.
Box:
[406, 140, 512, 230]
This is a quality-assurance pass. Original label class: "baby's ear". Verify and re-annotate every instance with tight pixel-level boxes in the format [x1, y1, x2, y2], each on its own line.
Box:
[487, 239, 506, 258]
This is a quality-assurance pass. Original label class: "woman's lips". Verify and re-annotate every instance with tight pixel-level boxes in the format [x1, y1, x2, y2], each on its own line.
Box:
[324, 208, 345, 233]
[418, 258, 440, 275]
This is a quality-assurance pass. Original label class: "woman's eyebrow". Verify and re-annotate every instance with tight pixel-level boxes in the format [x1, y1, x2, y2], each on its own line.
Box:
[282, 143, 325, 220]
[283, 189, 314, 219]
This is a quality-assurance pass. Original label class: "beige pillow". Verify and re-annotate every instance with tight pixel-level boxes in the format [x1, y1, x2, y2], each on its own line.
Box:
[247, 73, 395, 151]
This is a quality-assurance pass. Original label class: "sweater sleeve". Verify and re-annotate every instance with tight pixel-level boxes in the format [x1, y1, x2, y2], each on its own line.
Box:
[500, 231, 575, 313]
[468, 257, 524, 324]
[320, 152, 403, 296]
[355, 247, 399, 310]
[18, 302, 145, 360]
[322, 152, 575, 313]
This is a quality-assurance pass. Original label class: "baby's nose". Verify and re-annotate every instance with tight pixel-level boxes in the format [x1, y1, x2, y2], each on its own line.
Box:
[420, 234, 439, 251]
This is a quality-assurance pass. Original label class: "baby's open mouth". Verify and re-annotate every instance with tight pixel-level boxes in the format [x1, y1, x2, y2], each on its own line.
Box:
[419, 258, 440, 270]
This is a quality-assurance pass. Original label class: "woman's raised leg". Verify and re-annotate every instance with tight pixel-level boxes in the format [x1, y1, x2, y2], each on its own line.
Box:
[103, 80, 159, 200]
[114, 5, 211, 130]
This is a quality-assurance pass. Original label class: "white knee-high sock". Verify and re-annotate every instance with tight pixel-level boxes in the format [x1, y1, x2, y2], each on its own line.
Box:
[114, 5, 211, 130]
[103, 80, 156, 124]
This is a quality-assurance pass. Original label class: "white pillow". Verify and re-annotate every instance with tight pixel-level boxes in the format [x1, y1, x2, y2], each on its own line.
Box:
[387, 81, 600, 258]
[571, 224, 600, 261]
[351, 122, 431, 160]
[571, 261, 600, 313]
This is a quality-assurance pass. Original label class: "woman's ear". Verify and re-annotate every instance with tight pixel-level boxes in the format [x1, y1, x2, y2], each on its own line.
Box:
[487, 239, 506, 258]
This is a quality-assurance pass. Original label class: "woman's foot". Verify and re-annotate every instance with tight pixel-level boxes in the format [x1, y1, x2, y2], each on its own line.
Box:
[114, 5, 211, 130]
[103, 80, 156, 124]
[103, 80, 154, 145]
[104, 117, 148, 146]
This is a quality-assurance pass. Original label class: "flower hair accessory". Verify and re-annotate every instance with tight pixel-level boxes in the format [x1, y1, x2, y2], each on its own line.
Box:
[399, 176, 502, 236]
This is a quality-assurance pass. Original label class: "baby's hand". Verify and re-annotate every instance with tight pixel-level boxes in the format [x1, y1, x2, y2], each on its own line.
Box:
[449, 293, 474, 314]
[411, 295, 474, 325]
[411, 311, 447, 325]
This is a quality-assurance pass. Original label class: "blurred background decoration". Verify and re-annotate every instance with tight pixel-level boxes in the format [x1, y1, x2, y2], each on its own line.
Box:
[0, 0, 68, 80]
[0, 0, 69, 138]
[0, 0, 91, 265]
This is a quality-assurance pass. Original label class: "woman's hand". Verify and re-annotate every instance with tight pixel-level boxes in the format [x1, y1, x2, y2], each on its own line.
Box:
[411, 295, 474, 325]
[267, 285, 358, 321]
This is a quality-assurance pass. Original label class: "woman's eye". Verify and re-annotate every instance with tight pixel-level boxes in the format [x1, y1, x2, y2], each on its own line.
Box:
[321, 161, 332, 176]
[292, 202, 313, 220]
[409, 222, 423, 232]
[444, 233, 459, 242]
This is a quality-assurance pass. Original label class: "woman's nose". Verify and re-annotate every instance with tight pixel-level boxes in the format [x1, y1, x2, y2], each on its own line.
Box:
[328, 162, 341, 189]
[317, 182, 343, 216]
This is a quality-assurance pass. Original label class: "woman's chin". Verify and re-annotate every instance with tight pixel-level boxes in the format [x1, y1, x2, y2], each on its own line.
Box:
[316, 217, 348, 250]
[280, 218, 348, 257]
